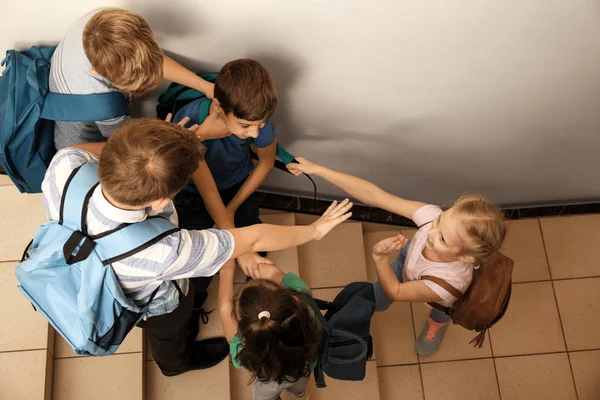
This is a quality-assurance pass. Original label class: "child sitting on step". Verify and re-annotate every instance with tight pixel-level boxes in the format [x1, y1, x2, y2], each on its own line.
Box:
[287, 158, 506, 356]
[219, 260, 321, 400]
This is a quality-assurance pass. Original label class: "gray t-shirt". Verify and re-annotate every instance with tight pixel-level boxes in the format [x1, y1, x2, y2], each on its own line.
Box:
[49, 11, 130, 150]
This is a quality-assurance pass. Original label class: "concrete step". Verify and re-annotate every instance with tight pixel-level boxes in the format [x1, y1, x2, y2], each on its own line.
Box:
[53, 353, 144, 400]
[146, 358, 230, 400]
[0, 350, 53, 400]
[297, 220, 367, 289]
[0, 261, 55, 399]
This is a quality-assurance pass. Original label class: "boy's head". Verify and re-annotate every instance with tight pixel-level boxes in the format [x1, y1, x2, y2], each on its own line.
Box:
[83, 8, 164, 95]
[98, 119, 205, 210]
[233, 279, 322, 384]
[214, 59, 278, 139]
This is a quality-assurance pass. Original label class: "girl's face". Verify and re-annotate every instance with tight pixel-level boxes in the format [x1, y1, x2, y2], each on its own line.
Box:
[425, 207, 475, 263]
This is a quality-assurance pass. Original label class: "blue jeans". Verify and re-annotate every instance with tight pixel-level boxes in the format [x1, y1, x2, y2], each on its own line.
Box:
[372, 240, 450, 322]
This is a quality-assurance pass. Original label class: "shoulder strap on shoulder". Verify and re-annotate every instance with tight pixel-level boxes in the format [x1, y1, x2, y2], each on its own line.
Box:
[421, 275, 464, 300]
[60, 163, 100, 231]
[41, 92, 129, 122]
[94, 216, 180, 265]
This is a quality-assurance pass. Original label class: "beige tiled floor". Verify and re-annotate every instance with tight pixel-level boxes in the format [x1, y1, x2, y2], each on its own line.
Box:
[1, 188, 600, 400]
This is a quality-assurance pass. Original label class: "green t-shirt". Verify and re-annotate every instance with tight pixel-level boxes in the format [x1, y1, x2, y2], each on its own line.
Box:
[230, 273, 318, 371]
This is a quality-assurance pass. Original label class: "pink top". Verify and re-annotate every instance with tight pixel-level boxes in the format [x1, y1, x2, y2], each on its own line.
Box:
[402, 205, 474, 307]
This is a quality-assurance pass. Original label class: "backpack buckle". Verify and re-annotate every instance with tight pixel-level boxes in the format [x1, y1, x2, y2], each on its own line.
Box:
[63, 231, 96, 265]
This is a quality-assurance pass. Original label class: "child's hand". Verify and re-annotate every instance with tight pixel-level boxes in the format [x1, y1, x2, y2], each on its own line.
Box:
[311, 199, 353, 240]
[237, 252, 274, 279]
[164, 113, 200, 133]
[286, 157, 321, 176]
[373, 234, 408, 257]
[197, 112, 228, 141]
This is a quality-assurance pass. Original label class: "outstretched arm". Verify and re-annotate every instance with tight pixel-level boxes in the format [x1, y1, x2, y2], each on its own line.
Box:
[287, 158, 425, 220]
[163, 55, 215, 99]
[218, 260, 238, 342]
[227, 199, 353, 259]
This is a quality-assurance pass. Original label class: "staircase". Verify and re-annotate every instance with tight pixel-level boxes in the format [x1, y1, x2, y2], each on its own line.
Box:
[0, 179, 422, 400]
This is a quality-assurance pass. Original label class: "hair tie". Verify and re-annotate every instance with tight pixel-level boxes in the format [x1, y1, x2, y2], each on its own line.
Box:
[258, 311, 271, 320]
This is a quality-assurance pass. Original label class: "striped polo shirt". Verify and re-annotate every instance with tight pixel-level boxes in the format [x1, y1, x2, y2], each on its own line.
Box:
[41, 148, 235, 318]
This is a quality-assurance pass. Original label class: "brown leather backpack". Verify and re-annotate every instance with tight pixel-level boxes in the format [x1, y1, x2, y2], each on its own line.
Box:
[421, 252, 514, 347]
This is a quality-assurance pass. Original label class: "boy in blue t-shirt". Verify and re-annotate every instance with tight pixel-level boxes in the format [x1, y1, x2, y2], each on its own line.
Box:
[173, 59, 278, 250]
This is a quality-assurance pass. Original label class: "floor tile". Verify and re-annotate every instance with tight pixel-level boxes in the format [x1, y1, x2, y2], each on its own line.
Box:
[53, 353, 143, 400]
[420, 358, 499, 400]
[229, 362, 253, 400]
[372, 301, 418, 365]
[378, 365, 423, 400]
[0, 186, 47, 261]
[235, 213, 299, 284]
[297, 222, 367, 288]
[306, 360, 380, 400]
[489, 282, 565, 356]
[569, 350, 600, 400]
[0, 262, 54, 353]
[0, 174, 13, 186]
[412, 303, 492, 362]
[0, 350, 52, 400]
[195, 276, 225, 341]
[554, 278, 600, 351]
[495, 353, 577, 400]
[500, 219, 550, 282]
[54, 326, 143, 358]
[540, 215, 600, 279]
[146, 358, 230, 400]
[363, 229, 402, 282]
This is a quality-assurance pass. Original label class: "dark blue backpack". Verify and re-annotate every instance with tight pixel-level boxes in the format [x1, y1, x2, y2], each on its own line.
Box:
[300, 282, 377, 388]
[0, 46, 129, 193]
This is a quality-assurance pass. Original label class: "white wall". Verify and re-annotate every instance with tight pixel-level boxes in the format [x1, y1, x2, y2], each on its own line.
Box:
[3, 0, 600, 207]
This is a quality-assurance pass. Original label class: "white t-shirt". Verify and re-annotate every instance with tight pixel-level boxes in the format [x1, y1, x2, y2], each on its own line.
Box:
[402, 205, 474, 307]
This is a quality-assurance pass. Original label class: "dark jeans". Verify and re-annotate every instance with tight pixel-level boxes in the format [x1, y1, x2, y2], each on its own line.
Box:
[173, 178, 261, 231]
[138, 283, 198, 374]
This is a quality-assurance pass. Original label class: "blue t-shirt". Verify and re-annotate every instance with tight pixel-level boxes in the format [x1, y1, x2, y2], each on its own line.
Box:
[175, 97, 276, 191]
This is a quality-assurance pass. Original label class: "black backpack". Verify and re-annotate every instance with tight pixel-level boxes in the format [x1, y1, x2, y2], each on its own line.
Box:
[298, 282, 376, 388]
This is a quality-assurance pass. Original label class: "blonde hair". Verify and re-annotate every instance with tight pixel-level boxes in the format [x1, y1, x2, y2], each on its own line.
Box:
[453, 194, 506, 264]
[99, 118, 205, 207]
[83, 9, 164, 94]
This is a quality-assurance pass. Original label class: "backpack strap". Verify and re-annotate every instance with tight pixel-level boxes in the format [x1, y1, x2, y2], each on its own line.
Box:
[59, 163, 179, 265]
[93, 217, 180, 265]
[421, 275, 464, 300]
[60, 163, 101, 231]
[41, 92, 129, 122]
[296, 292, 329, 388]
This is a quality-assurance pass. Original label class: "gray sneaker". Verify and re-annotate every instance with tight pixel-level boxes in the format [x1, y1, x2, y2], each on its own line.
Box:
[415, 317, 449, 357]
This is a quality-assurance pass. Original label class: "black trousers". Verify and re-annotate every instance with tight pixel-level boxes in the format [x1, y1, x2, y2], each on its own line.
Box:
[138, 282, 206, 374]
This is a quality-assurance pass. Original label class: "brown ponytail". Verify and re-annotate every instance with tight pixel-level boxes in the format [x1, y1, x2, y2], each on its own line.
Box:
[233, 279, 322, 384]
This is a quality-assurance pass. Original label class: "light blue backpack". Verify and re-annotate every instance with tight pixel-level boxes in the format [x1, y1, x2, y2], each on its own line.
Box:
[14, 162, 179, 356]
